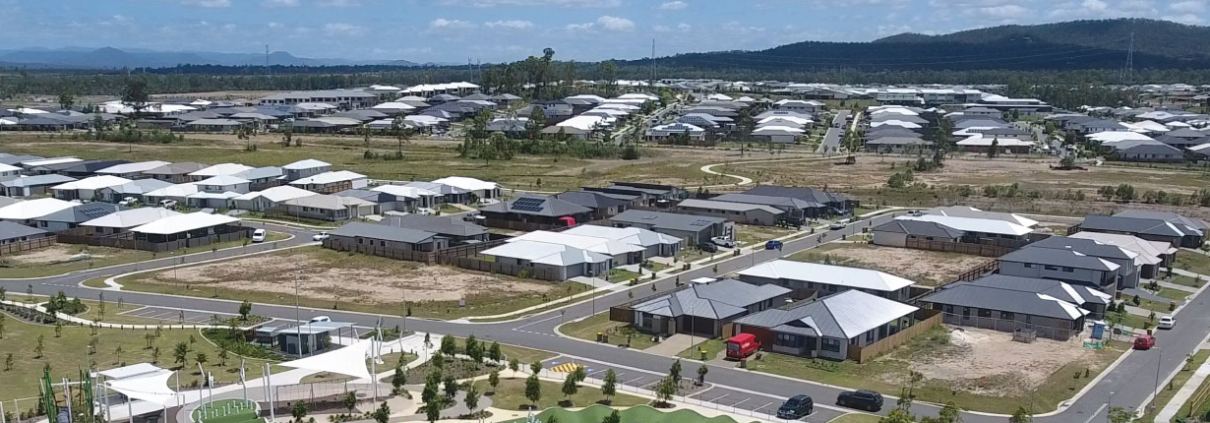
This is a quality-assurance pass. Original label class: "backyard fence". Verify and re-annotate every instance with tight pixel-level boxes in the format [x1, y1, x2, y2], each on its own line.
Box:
[0, 235, 56, 256]
[904, 238, 1013, 257]
[56, 227, 251, 252]
[936, 311, 1082, 341]
[846, 309, 942, 363]
[445, 256, 562, 281]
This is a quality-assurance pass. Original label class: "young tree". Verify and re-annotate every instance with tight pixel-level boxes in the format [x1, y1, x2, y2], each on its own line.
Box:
[696, 364, 708, 386]
[5, 352, 12, 371]
[880, 408, 917, 423]
[530, 361, 543, 375]
[561, 372, 579, 403]
[0, 314, 5, 339]
[469, 340, 485, 365]
[392, 366, 407, 394]
[525, 374, 542, 409]
[239, 300, 252, 321]
[35, 334, 45, 358]
[488, 341, 503, 363]
[372, 402, 390, 423]
[509, 358, 521, 377]
[488, 370, 501, 394]
[195, 352, 208, 367]
[601, 410, 621, 423]
[440, 335, 458, 355]
[425, 399, 440, 423]
[464, 385, 480, 416]
[465, 334, 479, 357]
[443, 375, 458, 399]
[654, 376, 676, 407]
[987, 138, 999, 159]
[601, 369, 617, 404]
[1008, 406, 1032, 423]
[174, 342, 189, 366]
[921, 402, 962, 423]
[152, 346, 161, 364]
[218, 348, 229, 367]
[669, 359, 683, 389]
[343, 391, 357, 414]
[291, 401, 308, 423]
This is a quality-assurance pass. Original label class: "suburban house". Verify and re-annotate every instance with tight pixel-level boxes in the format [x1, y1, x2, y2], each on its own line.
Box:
[707, 193, 828, 222]
[289, 171, 370, 194]
[34, 202, 120, 231]
[1115, 210, 1209, 237]
[480, 240, 613, 281]
[94, 161, 172, 179]
[279, 195, 376, 221]
[609, 209, 733, 245]
[0, 163, 23, 181]
[741, 186, 857, 216]
[97, 179, 174, 204]
[507, 230, 647, 265]
[188, 163, 254, 181]
[872, 219, 966, 247]
[0, 198, 78, 226]
[233, 166, 284, 191]
[0, 220, 53, 246]
[371, 185, 443, 211]
[646, 123, 707, 143]
[19, 157, 83, 175]
[195, 175, 252, 195]
[402, 181, 474, 205]
[142, 162, 207, 183]
[926, 206, 1039, 228]
[326, 221, 447, 253]
[626, 279, 791, 337]
[582, 182, 689, 208]
[231, 186, 318, 212]
[430, 176, 502, 202]
[893, 214, 1035, 245]
[1026, 236, 1143, 288]
[1076, 215, 1204, 248]
[730, 290, 921, 361]
[1110, 139, 1185, 163]
[738, 260, 915, 302]
[79, 208, 181, 235]
[561, 225, 682, 258]
[479, 195, 594, 229]
[142, 183, 200, 206]
[554, 191, 635, 220]
[674, 199, 785, 226]
[1, 174, 77, 197]
[1068, 231, 1177, 279]
[282, 159, 331, 182]
[129, 212, 244, 245]
[378, 214, 489, 245]
[919, 274, 1108, 340]
[51, 176, 132, 201]
[997, 246, 1122, 294]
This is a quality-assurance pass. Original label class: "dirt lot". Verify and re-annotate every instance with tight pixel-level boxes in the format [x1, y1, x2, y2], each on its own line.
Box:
[890, 327, 1096, 396]
[3, 245, 102, 264]
[132, 248, 550, 304]
[789, 243, 990, 286]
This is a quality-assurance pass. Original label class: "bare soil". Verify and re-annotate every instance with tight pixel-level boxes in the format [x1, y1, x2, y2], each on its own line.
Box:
[3, 245, 105, 264]
[136, 251, 551, 304]
[794, 243, 990, 286]
[897, 327, 1094, 396]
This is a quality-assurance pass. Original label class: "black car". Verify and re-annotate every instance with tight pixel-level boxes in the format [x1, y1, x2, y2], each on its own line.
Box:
[776, 394, 814, 419]
[697, 241, 718, 252]
[837, 390, 883, 411]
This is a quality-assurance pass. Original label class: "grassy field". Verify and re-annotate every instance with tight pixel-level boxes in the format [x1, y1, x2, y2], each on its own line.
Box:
[0, 315, 283, 413]
[1176, 253, 1210, 275]
[677, 338, 726, 360]
[831, 414, 881, 423]
[501, 405, 738, 423]
[472, 377, 649, 410]
[0, 232, 289, 278]
[787, 243, 991, 287]
[449, 336, 556, 365]
[734, 224, 799, 247]
[560, 313, 657, 351]
[1167, 274, 1204, 288]
[113, 246, 593, 320]
[1139, 349, 1210, 422]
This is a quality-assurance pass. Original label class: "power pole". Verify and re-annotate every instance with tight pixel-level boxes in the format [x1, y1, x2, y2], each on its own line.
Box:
[265, 44, 271, 78]
[650, 38, 656, 89]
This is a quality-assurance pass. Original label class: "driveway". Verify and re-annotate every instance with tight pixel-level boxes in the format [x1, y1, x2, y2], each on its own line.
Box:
[643, 333, 697, 357]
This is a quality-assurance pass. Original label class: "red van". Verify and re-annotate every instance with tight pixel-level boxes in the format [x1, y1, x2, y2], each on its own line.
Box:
[726, 333, 761, 359]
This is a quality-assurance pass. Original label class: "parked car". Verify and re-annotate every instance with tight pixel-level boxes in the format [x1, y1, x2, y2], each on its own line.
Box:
[725, 333, 761, 360]
[837, 390, 883, 411]
[1134, 334, 1156, 350]
[830, 221, 848, 230]
[1158, 316, 1176, 329]
[765, 240, 783, 250]
[160, 199, 178, 208]
[251, 229, 267, 243]
[697, 241, 718, 253]
[777, 395, 814, 419]
[312, 232, 330, 242]
[118, 197, 138, 207]
[712, 236, 736, 248]
[309, 316, 331, 323]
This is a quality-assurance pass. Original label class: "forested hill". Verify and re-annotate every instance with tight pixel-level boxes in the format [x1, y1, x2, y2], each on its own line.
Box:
[643, 19, 1210, 72]
[877, 19, 1210, 61]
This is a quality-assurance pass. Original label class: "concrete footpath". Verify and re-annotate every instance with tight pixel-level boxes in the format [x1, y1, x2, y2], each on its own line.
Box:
[1157, 357, 1210, 421]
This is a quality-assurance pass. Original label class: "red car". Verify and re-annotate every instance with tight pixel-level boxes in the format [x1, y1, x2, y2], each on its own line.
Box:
[1134, 334, 1156, 350]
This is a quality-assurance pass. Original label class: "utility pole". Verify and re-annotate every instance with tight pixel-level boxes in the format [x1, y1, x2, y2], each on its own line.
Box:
[265, 44, 272, 78]
[650, 38, 656, 88]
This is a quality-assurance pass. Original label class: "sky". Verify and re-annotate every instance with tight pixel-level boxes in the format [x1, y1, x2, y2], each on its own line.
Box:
[1, 0, 1207, 63]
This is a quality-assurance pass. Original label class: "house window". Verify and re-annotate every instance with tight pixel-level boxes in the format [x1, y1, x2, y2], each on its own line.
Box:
[775, 333, 802, 347]
[944, 305, 954, 314]
[1024, 263, 1033, 268]
[1000, 312, 1015, 320]
[1062, 267, 1074, 272]
[821, 338, 841, 353]
[866, 330, 875, 342]
[978, 309, 992, 318]
[1044, 265, 1059, 271]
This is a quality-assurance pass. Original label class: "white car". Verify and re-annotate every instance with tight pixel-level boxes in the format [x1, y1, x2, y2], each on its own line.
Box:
[312, 232, 330, 242]
[251, 229, 267, 243]
[309, 316, 331, 323]
[712, 237, 737, 248]
[1158, 315, 1176, 329]
[830, 222, 847, 230]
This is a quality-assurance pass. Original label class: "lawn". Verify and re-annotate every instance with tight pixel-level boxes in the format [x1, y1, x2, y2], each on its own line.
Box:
[560, 312, 657, 351]
[0, 231, 289, 278]
[113, 246, 593, 320]
[787, 243, 991, 287]
[1167, 274, 1204, 288]
[743, 326, 1128, 414]
[1139, 349, 1210, 422]
[502, 405, 738, 423]
[831, 414, 881, 423]
[1175, 253, 1210, 276]
[0, 316, 284, 415]
[449, 336, 555, 365]
[677, 338, 726, 360]
[192, 399, 263, 423]
[734, 224, 799, 247]
[472, 377, 648, 410]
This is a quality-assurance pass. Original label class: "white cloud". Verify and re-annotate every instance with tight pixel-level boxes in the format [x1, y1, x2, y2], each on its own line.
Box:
[484, 19, 534, 29]
[439, 0, 620, 7]
[565, 22, 595, 32]
[596, 15, 635, 31]
[659, 1, 688, 10]
[677, 22, 692, 31]
[267, 21, 282, 28]
[323, 22, 366, 36]
[181, 0, 230, 7]
[430, 18, 477, 30]
[261, 0, 298, 7]
[1163, 12, 1205, 23]
[318, 0, 359, 6]
[972, 4, 1030, 19]
[1169, 0, 1205, 13]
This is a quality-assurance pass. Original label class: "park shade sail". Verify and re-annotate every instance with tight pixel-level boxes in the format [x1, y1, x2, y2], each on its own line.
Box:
[106, 370, 180, 406]
[278, 338, 374, 381]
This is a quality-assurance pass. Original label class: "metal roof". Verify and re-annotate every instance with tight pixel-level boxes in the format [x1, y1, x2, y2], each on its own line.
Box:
[1081, 215, 1197, 238]
[739, 260, 915, 292]
[921, 282, 1089, 320]
[871, 219, 965, 238]
[610, 209, 726, 233]
[379, 214, 487, 238]
[677, 199, 785, 215]
[330, 221, 437, 244]
[735, 290, 918, 339]
[998, 246, 1121, 271]
[633, 279, 790, 320]
[0, 220, 49, 240]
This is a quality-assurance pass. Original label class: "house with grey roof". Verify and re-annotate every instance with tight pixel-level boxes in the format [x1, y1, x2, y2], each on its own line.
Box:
[479, 195, 594, 229]
[674, 198, 785, 226]
[0, 220, 52, 246]
[871, 219, 965, 247]
[626, 279, 791, 337]
[97, 179, 175, 203]
[919, 274, 1100, 341]
[234, 166, 285, 191]
[279, 195, 376, 222]
[709, 193, 824, 222]
[731, 289, 921, 361]
[143, 162, 208, 183]
[1076, 215, 1204, 248]
[34, 202, 120, 232]
[554, 191, 635, 219]
[281, 159, 331, 182]
[742, 185, 857, 216]
[326, 221, 447, 254]
[997, 245, 1122, 294]
[865, 136, 933, 153]
[378, 214, 488, 245]
[1026, 236, 1143, 288]
[1, 174, 77, 197]
[1110, 139, 1184, 163]
[609, 209, 734, 245]
[582, 182, 689, 208]
[1115, 210, 1210, 233]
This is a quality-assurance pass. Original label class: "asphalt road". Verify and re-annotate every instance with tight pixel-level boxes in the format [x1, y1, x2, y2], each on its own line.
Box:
[7, 212, 1210, 423]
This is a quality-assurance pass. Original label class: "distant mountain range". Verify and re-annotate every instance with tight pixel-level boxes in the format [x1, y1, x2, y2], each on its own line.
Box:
[641, 18, 1210, 72]
[0, 47, 443, 69]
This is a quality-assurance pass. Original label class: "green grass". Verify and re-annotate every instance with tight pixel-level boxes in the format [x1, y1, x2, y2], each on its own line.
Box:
[831, 414, 882, 423]
[1176, 253, 1210, 276]
[472, 378, 648, 410]
[560, 312, 657, 351]
[503, 405, 738, 423]
[450, 337, 556, 365]
[608, 269, 642, 283]
[1166, 274, 1204, 288]
[677, 338, 726, 360]
[192, 399, 262, 423]
[0, 232, 288, 278]
[113, 246, 593, 320]
[0, 316, 284, 414]
[734, 224, 798, 247]
[1139, 349, 1210, 422]
[745, 326, 1128, 414]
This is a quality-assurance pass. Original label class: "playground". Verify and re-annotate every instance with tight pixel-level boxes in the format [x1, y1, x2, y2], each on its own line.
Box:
[192, 399, 262, 423]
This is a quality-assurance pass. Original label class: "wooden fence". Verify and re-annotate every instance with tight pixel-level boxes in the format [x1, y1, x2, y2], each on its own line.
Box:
[904, 238, 1013, 257]
[324, 238, 437, 264]
[0, 235, 56, 256]
[56, 227, 251, 252]
[954, 260, 999, 283]
[446, 256, 562, 281]
[846, 309, 942, 363]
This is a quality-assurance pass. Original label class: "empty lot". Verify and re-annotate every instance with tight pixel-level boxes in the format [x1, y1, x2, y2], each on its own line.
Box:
[788, 242, 990, 286]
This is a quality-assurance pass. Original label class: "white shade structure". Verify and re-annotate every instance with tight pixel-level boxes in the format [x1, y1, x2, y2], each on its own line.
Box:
[106, 370, 179, 406]
[278, 339, 375, 381]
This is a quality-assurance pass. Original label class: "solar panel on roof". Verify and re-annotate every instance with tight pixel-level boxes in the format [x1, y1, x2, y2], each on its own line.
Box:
[511, 197, 547, 212]
[79, 206, 113, 219]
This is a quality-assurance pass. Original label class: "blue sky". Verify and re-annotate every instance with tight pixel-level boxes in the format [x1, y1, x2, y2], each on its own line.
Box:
[1, 0, 1206, 62]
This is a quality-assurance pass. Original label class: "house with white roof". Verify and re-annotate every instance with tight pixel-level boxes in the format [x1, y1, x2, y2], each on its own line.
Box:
[194, 175, 251, 194]
[895, 214, 1034, 240]
[371, 185, 443, 211]
[142, 183, 200, 206]
[646, 123, 706, 143]
[507, 230, 647, 265]
[738, 260, 915, 302]
[561, 225, 682, 258]
[97, 179, 174, 204]
[94, 161, 172, 179]
[51, 175, 132, 201]
[282, 159, 332, 181]
[0, 163, 23, 182]
[955, 135, 1034, 154]
[1069, 231, 1176, 279]
[80, 208, 181, 235]
[188, 163, 254, 181]
[2, 174, 78, 197]
[232, 186, 318, 212]
[289, 171, 369, 194]
[430, 176, 501, 202]
[480, 240, 613, 281]
[0, 198, 78, 226]
[280, 195, 376, 221]
[130, 212, 245, 247]
[626, 279, 791, 338]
